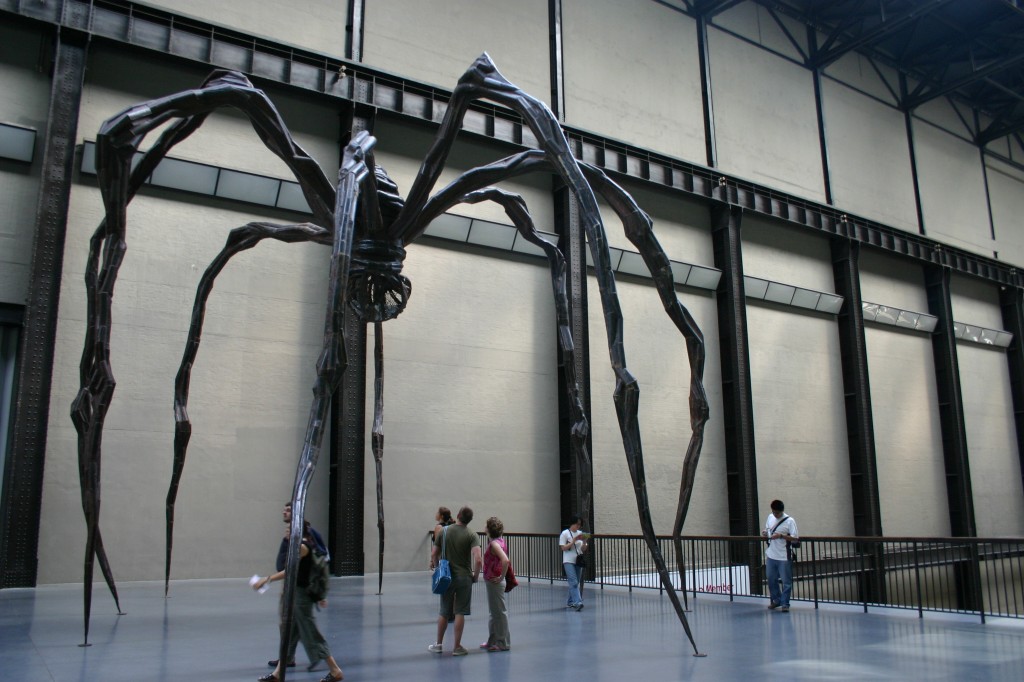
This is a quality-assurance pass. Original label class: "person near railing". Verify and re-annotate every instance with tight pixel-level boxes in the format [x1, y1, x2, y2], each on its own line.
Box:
[480, 516, 511, 652]
[559, 514, 589, 611]
[761, 499, 799, 613]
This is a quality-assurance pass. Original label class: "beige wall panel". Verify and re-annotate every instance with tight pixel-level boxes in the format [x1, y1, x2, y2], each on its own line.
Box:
[561, 0, 706, 161]
[367, 244, 561, 571]
[709, 29, 826, 203]
[143, 0, 346, 58]
[741, 217, 835, 293]
[590, 279, 726, 536]
[372, 118, 554, 229]
[914, 97, 974, 139]
[81, 51, 341, 181]
[714, 2, 808, 61]
[951, 275, 1004, 330]
[748, 307, 853, 535]
[987, 160, 1024, 267]
[824, 55, 899, 106]
[866, 328, 949, 536]
[958, 344, 1024, 536]
[0, 25, 50, 305]
[823, 80, 919, 234]
[40, 185, 333, 583]
[859, 249, 928, 312]
[914, 122, 994, 257]
[363, 0, 550, 100]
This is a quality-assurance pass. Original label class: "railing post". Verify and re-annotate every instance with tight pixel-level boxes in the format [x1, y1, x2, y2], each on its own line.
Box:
[914, 541, 923, 619]
[812, 540, 819, 609]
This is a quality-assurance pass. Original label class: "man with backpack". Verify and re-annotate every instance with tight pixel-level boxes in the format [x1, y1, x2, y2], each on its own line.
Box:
[267, 502, 328, 670]
[761, 499, 799, 613]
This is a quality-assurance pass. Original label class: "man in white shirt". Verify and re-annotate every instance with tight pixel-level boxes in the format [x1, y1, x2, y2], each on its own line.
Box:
[761, 499, 798, 612]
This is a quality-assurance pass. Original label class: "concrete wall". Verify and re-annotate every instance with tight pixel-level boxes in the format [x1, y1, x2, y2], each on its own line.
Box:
[743, 219, 853, 535]
[914, 120, 994, 258]
[0, 23, 49, 305]
[8, 1, 1024, 586]
[709, 20, 826, 203]
[951, 276, 1024, 537]
[561, 0, 706, 161]
[860, 250, 948, 536]
[363, 0, 550, 99]
[143, 0, 347, 59]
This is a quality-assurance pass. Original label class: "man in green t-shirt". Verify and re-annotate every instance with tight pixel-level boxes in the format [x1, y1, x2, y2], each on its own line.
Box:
[428, 506, 482, 656]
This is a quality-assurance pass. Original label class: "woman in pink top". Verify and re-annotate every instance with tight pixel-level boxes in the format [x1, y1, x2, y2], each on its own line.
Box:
[480, 516, 511, 651]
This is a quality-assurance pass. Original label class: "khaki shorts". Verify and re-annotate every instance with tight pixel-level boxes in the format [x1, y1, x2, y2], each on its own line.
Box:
[439, 574, 473, 620]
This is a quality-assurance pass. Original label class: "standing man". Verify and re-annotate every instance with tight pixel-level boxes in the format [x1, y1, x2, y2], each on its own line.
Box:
[267, 501, 328, 670]
[761, 499, 799, 612]
[428, 506, 482, 656]
[559, 514, 589, 611]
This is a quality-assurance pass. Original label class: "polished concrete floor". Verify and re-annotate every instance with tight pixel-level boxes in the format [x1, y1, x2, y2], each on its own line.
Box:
[2, 571, 1022, 681]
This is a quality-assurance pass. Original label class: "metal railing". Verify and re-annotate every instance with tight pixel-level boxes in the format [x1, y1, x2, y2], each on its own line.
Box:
[501, 533, 1024, 622]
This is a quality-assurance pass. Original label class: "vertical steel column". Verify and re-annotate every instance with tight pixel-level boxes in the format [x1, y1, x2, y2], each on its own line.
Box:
[345, 0, 365, 62]
[999, 285, 1024, 500]
[696, 12, 718, 168]
[831, 238, 885, 604]
[710, 203, 759, 537]
[549, 0, 592, 532]
[0, 29, 87, 587]
[900, 74, 927, 235]
[327, 104, 374, 576]
[809, 29, 833, 205]
[554, 183, 594, 533]
[924, 265, 976, 537]
[548, 0, 566, 121]
[830, 239, 882, 536]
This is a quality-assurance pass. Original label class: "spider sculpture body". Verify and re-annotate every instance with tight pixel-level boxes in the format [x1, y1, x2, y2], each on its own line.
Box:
[71, 55, 709, 666]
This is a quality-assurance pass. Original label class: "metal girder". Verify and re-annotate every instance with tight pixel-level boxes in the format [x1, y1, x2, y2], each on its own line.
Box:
[810, 0, 955, 69]
[553, 183, 593, 534]
[999, 286, 1024, 503]
[1, 28, 88, 587]
[694, 0, 745, 17]
[923, 266, 976, 539]
[904, 52, 1024, 110]
[709, 203, 758, 539]
[830, 239, 882, 538]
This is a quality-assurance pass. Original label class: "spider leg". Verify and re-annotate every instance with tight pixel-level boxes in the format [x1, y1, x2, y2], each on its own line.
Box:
[72, 71, 336, 642]
[277, 132, 375, 681]
[371, 318, 385, 595]
[405, 145, 706, 653]
[165, 222, 330, 595]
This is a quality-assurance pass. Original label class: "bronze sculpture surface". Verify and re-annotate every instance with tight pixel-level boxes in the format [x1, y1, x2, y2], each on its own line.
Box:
[71, 55, 709, 668]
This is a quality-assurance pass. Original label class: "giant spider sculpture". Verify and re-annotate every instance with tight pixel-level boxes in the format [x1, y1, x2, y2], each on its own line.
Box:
[71, 54, 709, 666]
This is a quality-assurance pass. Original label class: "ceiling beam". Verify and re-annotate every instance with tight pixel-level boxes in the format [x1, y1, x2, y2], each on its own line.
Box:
[810, 0, 955, 70]
[904, 52, 1024, 109]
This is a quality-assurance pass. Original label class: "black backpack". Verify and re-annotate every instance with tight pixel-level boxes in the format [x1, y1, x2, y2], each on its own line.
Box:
[306, 547, 330, 601]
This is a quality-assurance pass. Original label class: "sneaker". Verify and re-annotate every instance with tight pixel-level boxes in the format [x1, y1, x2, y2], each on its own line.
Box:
[572, 602, 585, 611]
[427, 643, 443, 654]
[779, 606, 790, 612]
[452, 646, 469, 656]
[480, 642, 491, 649]
[486, 644, 502, 652]
[767, 601, 779, 610]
